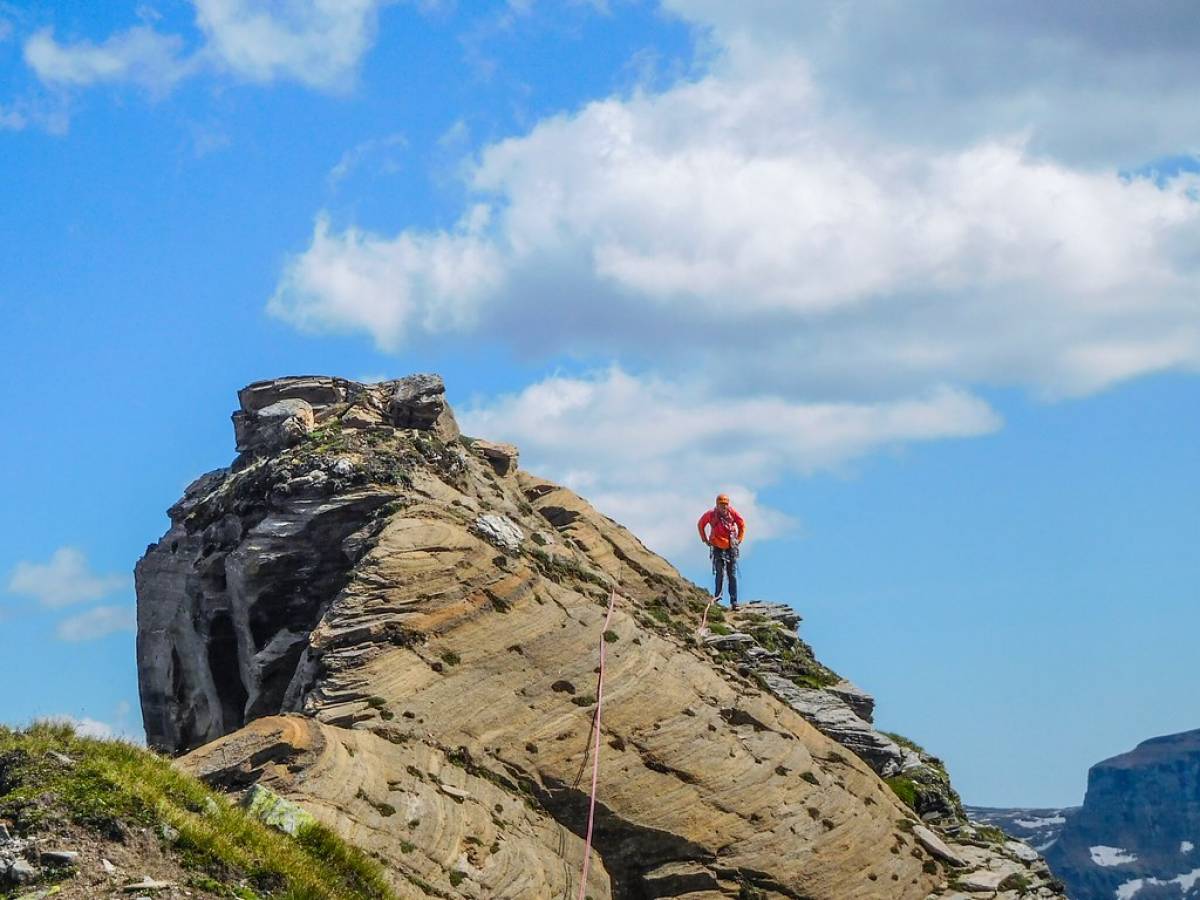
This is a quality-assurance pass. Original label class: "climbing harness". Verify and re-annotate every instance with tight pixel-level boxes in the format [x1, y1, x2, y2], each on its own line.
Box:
[576, 587, 617, 900]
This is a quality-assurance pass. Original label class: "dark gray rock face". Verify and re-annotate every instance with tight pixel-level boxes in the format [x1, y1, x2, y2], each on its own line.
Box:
[137, 375, 460, 753]
[1041, 730, 1200, 900]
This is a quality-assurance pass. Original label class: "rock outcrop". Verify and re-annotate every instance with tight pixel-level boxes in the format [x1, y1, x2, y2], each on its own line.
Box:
[1039, 729, 1200, 900]
[137, 375, 1067, 900]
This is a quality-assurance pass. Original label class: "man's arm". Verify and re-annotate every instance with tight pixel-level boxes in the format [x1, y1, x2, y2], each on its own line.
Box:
[733, 509, 747, 542]
[697, 511, 712, 544]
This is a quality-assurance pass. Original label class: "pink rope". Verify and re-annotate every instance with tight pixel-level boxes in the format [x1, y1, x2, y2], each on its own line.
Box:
[697, 594, 717, 636]
[577, 588, 617, 900]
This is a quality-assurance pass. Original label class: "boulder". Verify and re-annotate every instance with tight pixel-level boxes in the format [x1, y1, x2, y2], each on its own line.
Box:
[469, 438, 519, 476]
[825, 679, 876, 723]
[914, 824, 967, 866]
[474, 513, 523, 551]
[740, 601, 801, 630]
[7, 858, 37, 884]
[341, 402, 384, 429]
[233, 399, 314, 454]
[386, 373, 459, 440]
[237, 376, 351, 413]
[241, 784, 316, 836]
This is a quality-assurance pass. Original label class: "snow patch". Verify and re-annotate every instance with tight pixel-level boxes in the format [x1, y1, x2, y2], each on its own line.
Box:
[1178, 867, 1200, 892]
[1091, 846, 1138, 867]
[1113, 867, 1200, 900]
[1016, 815, 1067, 828]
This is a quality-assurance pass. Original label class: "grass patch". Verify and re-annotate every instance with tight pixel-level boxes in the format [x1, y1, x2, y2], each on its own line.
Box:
[973, 824, 1009, 845]
[0, 721, 396, 900]
[440, 650, 461, 667]
[884, 776, 918, 811]
[602, 630, 620, 643]
[999, 872, 1031, 891]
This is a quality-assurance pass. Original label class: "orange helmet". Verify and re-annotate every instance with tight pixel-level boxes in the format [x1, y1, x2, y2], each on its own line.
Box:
[715, 494, 730, 506]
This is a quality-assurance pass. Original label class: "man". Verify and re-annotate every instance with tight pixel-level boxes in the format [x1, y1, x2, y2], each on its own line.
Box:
[697, 494, 746, 610]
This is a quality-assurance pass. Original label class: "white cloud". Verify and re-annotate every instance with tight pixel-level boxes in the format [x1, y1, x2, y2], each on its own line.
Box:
[271, 46, 1200, 399]
[20, 0, 391, 96]
[23, 26, 193, 92]
[661, 0, 1200, 166]
[460, 368, 999, 556]
[0, 105, 24, 130]
[269, 210, 504, 350]
[0, 92, 70, 134]
[55, 605, 137, 642]
[328, 132, 408, 186]
[193, 0, 389, 90]
[6, 548, 131, 609]
[263, 0, 1200, 557]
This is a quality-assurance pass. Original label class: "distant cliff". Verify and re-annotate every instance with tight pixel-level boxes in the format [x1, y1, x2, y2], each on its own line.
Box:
[1038, 730, 1200, 900]
[135, 374, 1065, 899]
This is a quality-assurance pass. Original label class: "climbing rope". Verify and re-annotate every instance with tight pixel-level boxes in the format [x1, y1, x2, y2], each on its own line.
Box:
[697, 594, 717, 636]
[576, 587, 617, 900]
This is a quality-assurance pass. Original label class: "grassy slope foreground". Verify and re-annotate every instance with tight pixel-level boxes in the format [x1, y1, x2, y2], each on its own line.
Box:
[0, 722, 396, 900]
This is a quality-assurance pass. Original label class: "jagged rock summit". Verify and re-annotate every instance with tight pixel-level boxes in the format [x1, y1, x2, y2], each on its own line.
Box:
[136, 375, 1064, 900]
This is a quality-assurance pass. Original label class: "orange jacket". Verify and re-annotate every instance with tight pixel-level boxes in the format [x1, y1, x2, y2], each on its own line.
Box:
[698, 506, 746, 549]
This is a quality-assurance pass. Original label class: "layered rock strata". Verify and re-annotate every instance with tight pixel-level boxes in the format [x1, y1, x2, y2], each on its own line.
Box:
[138, 375, 1066, 900]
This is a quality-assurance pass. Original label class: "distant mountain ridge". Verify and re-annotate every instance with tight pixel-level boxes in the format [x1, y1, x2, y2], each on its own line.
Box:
[1045, 729, 1200, 900]
[976, 730, 1200, 900]
[965, 806, 1078, 853]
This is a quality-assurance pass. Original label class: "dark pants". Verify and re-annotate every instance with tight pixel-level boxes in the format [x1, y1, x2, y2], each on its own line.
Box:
[712, 547, 738, 605]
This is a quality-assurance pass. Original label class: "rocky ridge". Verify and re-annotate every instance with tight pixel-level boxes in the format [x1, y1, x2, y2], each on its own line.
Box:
[136, 374, 1067, 900]
[1041, 729, 1200, 900]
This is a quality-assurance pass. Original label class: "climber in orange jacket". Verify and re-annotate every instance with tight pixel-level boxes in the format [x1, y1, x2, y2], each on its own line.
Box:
[697, 494, 746, 610]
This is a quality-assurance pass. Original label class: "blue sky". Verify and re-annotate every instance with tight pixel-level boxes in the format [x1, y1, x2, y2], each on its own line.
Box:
[2, 0, 1198, 808]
